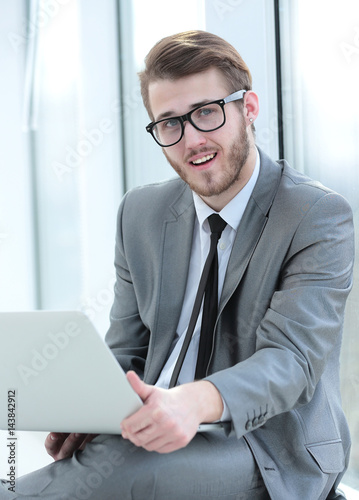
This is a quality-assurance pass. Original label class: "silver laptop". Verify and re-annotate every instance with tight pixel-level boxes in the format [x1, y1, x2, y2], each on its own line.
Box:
[0, 311, 225, 434]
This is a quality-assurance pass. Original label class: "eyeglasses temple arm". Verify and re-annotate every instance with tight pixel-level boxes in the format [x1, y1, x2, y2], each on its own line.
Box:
[223, 90, 247, 104]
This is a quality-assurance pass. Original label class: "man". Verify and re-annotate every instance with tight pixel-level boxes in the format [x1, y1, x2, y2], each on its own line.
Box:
[1, 30, 354, 499]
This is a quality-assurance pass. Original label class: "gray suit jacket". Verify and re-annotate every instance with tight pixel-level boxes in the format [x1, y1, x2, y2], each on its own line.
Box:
[106, 148, 355, 499]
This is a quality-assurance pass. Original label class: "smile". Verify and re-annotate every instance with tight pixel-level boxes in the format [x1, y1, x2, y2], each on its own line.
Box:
[191, 153, 217, 165]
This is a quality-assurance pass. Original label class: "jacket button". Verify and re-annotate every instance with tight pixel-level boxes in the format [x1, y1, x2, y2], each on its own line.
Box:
[245, 420, 252, 431]
[253, 417, 259, 427]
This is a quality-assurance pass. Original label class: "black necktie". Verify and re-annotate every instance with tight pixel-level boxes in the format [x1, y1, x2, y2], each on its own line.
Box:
[169, 214, 227, 388]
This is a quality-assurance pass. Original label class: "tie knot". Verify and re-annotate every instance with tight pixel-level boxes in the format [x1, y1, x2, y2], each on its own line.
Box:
[207, 214, 227, 238]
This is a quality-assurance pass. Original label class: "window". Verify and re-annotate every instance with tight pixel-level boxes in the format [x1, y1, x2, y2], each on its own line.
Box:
[279, 0, 359, 490]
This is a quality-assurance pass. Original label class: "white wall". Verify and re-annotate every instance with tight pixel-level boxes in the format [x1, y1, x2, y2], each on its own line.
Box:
[205, 0, 279, 159]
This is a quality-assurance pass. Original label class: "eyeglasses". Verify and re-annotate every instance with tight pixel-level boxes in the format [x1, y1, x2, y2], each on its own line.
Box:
[146, 90, 247, 147]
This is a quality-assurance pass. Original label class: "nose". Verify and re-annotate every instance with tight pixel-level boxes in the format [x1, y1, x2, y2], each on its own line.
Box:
[182, 121, 207, 149]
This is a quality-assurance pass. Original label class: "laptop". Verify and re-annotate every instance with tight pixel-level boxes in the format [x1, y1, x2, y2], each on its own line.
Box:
[0, 311, 225, 434]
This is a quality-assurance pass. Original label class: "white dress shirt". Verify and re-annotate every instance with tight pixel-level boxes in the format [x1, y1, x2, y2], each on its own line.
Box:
[155, 150, 260, 411]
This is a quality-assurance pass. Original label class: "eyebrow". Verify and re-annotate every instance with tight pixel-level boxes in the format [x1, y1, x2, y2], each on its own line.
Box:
[155, 99, 216, 122]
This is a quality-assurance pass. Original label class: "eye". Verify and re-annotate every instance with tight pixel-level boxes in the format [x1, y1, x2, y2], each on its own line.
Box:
[194, 105, 219, 121]
[163, 118, 180, 129]
[199, 107, 214, 116]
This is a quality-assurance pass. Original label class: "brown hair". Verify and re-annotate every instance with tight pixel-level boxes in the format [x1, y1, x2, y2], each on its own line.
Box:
[139, 30, 253, 120]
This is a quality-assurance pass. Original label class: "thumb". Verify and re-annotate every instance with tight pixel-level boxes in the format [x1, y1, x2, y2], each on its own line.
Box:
[126, 370, 153, 402]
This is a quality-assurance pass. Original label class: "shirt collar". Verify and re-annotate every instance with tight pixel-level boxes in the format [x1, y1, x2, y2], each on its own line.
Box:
[193, 147, 260, 232]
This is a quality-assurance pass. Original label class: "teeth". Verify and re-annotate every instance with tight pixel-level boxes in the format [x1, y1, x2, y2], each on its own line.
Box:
[192, 153, 215, 165]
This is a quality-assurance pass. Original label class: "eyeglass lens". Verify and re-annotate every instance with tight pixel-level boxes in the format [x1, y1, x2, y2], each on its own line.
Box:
[153, 102, 224, 146]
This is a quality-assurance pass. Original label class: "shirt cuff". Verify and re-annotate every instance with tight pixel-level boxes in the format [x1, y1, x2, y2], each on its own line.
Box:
[220, 395, 231, 422]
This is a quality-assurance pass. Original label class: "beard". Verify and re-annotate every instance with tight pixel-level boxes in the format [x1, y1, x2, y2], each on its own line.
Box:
[163, 120, 251, 199]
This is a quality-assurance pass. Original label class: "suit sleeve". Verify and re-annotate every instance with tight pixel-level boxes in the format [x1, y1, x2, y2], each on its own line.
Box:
[205, 192, 355, 438]
[105, 193, 149, 378]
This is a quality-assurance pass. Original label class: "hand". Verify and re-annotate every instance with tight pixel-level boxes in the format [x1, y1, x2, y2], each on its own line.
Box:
[45, 432, 98, 461]
[120, 371, 223, 454]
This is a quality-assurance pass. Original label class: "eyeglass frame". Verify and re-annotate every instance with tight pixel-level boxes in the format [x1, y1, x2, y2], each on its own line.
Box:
[145, 89, 247, 147]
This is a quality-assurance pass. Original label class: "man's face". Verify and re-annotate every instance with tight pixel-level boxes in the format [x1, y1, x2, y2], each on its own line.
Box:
[148, 67, 255, 210]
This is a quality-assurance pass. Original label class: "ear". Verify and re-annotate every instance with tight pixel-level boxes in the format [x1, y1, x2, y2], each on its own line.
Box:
[243, 91, 259, 127]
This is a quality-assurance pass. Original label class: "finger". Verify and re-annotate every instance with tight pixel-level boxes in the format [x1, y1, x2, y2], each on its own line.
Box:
[122, 408, 175, 447]
[46, 433, 88, 461]
[121, 393, 170, 438]
[125, 425, 188, 454]
[121, 410, 153, 440]
[126, 371, 152, 402]
[58, 433, 89, 460]
[133, 432, 172, 452]
[141, 426, 193, 454]
[45, 433, 70, 459]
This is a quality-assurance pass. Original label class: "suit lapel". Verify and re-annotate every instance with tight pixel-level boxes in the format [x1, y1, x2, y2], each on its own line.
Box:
[219, 148, 283, 313]
[145, 183, 195, 383]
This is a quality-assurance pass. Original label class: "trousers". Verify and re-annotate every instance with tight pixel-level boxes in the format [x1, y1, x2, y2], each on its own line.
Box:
[0, 432, 269, 500]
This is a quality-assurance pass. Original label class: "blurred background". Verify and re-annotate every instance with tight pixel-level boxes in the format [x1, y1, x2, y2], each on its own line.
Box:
[0, 0, 358, 495]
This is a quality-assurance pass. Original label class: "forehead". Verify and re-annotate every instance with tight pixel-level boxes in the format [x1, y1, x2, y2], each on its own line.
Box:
[148, 67, 230, 120]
